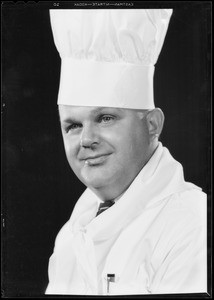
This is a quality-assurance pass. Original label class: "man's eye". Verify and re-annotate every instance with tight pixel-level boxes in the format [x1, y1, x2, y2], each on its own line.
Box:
[99, 115, 115, 123]
[71, 123, 82, 129]
[65, 123, 82, 132]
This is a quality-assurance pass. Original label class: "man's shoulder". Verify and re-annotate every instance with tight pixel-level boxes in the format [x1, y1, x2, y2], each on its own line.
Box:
[171, 188, 206, 210]
[163, 187, 207, 229]
[143, 188, 207, 262]
[53, 220, 73, 252]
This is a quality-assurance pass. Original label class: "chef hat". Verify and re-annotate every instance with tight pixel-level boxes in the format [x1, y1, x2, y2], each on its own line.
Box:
[50, 9, 173, 109]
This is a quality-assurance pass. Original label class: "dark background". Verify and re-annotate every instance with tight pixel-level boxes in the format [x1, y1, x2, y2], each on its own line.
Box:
[2, 1, 211, 297]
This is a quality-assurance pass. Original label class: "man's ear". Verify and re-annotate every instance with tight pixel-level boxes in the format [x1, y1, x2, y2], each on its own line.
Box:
[146, 108, 165, 138]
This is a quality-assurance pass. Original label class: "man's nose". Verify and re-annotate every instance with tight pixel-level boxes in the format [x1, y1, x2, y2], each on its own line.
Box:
[80, 124, 99, 148]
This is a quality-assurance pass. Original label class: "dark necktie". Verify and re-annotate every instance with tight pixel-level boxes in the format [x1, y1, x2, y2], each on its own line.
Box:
[96, 200, 115, 217]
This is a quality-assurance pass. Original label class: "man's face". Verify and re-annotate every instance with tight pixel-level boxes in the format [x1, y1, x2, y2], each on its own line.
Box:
[59, 105, 151, 196]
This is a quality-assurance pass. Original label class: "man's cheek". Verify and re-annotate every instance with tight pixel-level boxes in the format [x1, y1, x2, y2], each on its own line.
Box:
[65, 149, 76, 168]
[64, 142, 75, 157]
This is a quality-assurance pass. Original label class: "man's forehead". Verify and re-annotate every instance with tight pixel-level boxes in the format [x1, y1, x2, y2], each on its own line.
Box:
[59, 105, 126, 117]
[58, 105, 148, 122]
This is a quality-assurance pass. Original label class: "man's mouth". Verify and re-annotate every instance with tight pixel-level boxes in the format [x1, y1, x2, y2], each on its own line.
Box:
[83, 154, 111, 166]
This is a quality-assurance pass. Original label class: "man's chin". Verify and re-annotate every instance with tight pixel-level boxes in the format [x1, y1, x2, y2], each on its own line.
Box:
[83, 178, 106, 190]
[80, 172, 108, 190]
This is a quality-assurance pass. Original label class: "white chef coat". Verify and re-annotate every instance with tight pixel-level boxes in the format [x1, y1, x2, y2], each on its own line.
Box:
[46, 143, 207, 295]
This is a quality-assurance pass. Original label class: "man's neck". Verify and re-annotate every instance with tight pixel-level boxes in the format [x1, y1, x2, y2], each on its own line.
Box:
[91, 184, 128, 202]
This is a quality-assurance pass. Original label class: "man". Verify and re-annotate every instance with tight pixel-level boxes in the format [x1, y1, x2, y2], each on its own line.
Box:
[46, 9, 207, 295]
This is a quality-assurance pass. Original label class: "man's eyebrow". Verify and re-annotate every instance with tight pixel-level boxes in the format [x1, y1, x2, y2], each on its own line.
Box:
[60, 117, 79, 124]
[91, 107, 124, 114]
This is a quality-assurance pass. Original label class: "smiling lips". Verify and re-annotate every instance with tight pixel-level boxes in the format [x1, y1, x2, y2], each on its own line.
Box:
[82, 154, 111, 166]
